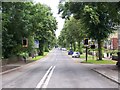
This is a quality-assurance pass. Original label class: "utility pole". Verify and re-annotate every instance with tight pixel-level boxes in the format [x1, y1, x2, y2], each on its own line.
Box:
[86, 46, 88, 62]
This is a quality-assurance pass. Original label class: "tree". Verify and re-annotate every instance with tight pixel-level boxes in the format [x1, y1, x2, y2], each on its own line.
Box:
[58, 2, 120, 60]
[58, 17, 85, 52]
[2, 2, 57, 58]
[2, 2, 34, 58]
[31, 3, 57, 55]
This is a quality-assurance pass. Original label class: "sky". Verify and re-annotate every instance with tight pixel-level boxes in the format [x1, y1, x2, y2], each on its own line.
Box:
[34, 0, 65, 38]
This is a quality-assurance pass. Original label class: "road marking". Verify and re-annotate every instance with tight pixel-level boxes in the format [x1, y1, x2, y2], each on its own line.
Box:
[35, 66, 55, 88]
[36, 66, 53, 88]
[42, 66, 55, 88]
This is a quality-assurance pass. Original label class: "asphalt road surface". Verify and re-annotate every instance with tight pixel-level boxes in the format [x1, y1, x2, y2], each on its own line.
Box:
[2, 48, 118, 89]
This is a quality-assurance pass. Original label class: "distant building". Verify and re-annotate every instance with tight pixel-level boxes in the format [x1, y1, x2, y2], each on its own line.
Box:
[109, 31, 118, 50]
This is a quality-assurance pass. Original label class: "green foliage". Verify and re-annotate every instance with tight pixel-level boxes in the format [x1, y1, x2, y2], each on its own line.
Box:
[80, 53, 94, 59]
[81, 59, 117, 64]
[58, 17, 85, 52]
[2, 2, 57, 58]
[32, 52, 48, 61]
[58, 2, 120, 60]
[18, 52, 29, 58]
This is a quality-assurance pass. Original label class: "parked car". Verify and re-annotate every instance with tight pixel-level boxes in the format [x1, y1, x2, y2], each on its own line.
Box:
[68, 50, 73, 55]
[59, 47, 62, 50]
[62, 48, 67, 51]
[72, 52, 80, 58]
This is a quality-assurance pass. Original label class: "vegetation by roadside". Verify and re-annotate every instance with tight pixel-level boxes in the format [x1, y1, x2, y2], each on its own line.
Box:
[2, 2, 57, 60]
[2, 52, 49, 72]
[81, 59, 117, 64]
[80, 53, 96, 59]
[80, 53, 117, 64]
[32, 52, 49, 60]
[58, 2, 119, 61]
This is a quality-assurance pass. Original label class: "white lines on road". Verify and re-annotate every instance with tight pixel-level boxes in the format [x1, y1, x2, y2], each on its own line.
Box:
[42, 66, 55, 88]
[35, 66, 55, 89]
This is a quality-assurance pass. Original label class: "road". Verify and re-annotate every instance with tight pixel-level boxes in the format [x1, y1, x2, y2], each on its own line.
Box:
[2, 48, 118, 89]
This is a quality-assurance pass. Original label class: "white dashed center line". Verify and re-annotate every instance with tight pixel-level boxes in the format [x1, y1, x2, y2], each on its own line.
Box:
[35, 66, 55, 89]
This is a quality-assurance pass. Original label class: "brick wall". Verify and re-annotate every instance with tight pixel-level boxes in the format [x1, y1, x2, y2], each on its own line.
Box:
[112, 38, 118, 50]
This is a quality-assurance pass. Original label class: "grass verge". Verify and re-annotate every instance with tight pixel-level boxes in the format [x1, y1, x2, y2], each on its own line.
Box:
[80, 53, 117, 64]
[32, 52, 49, 61]
[80, 53, 95, 59]
[81, 59, 117, 64]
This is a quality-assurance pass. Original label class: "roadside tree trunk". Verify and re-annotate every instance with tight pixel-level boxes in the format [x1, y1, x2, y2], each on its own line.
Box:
[78, 41, 80, 52]
[97, 39, 103, 60]
[39, 40, 44, 55]
[70, 42, 73, 50]
[73, 42, 76, 51]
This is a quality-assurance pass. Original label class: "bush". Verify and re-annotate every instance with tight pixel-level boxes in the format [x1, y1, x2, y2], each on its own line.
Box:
[17, 52, 29, 58]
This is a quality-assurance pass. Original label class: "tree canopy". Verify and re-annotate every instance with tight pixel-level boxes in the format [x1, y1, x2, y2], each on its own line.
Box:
[58, 17, 85, 52]
[58, 2, 120, 60]
[2, 2, 57, 58]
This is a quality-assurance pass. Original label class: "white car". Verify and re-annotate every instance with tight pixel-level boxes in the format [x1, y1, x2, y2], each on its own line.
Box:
[62, 48, 67, 51]
[72, 52, 80, 58]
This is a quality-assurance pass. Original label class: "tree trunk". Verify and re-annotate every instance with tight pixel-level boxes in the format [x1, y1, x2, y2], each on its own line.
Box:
[44, 42, 49, 52]
[78, 41, 80, 52]
[73, 42, 76, 51]
[39, 40, 44, 55]
[70, 42, 73, 50]
[97, 39, 102, 60]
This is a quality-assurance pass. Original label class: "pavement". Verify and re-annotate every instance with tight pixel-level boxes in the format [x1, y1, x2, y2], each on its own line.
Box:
[83, 64, 119, 84]
[64, 51, 120, 85]
[1, 59, 35, 74]
[1, 48, 119, 88]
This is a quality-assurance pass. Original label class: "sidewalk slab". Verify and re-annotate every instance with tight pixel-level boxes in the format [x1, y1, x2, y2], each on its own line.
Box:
[1, 59, 38, 74]
[64, 51, 120, 85]
[92, 65, 119, 84]
[1, 51, 50, 74]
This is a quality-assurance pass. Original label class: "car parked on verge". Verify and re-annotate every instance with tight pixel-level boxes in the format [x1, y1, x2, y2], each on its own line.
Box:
[72, 52, 80, 58]
[62, 48, 67, 51]
[68, 50, 73, 55]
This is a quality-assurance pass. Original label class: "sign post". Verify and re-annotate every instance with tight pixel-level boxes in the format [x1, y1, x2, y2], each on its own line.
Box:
[84, 38, 89, 62]
[34, 40, 39, 48]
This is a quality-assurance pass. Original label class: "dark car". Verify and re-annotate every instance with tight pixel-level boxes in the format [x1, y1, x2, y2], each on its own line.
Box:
[68, 50, 73, 55]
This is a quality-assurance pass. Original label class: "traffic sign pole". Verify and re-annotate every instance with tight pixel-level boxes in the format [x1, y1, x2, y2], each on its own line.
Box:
[86, 46, 88, 62]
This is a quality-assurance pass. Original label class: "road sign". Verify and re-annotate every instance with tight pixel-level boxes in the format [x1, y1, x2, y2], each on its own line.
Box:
[91, 45, 95, 49]
[34, 40, 39, 48]
[22, 38, 28, 47]
[84, 38, 88, 45]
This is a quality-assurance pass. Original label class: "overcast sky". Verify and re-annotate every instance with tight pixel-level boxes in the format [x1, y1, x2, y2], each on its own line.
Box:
[34, 0, 65, 38]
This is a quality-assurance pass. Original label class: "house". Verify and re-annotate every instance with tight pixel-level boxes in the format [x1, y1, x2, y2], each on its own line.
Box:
[109, 31, 118, 50]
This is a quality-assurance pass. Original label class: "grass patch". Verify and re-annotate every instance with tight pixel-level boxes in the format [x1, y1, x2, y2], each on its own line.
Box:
[44, 52, 48, 56]
[80, 53, 95, 59]
[80, 53, 117, 64]
[81, 59, 117, 64]
[32, 52, 49, 61]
